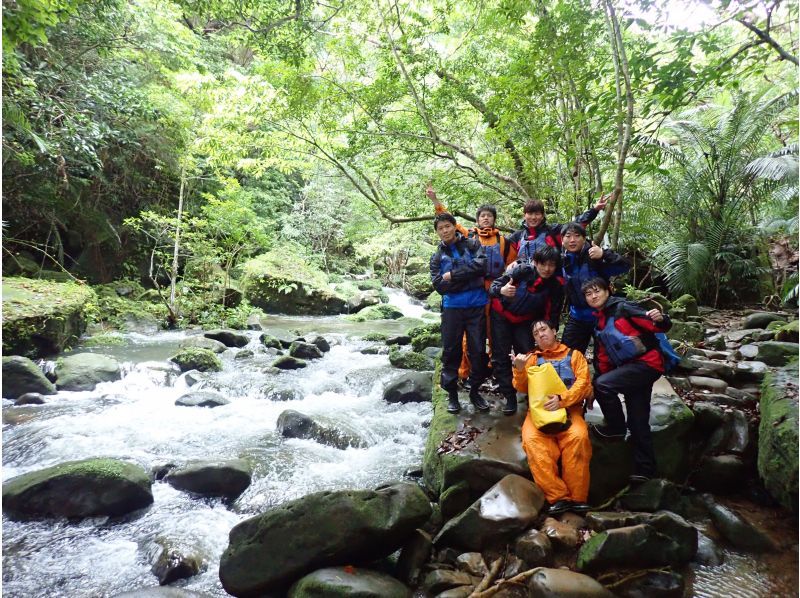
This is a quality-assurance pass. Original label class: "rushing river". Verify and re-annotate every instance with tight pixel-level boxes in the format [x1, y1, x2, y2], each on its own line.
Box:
[2, 290, 435, 597]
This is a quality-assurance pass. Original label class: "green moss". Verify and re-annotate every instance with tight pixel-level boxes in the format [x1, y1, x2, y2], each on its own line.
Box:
[361, 332, 388, 342]
[80, 333, 126, 347]
[388, 349, 433, 370]
[421, 363, 460, 496]
[407, 322, 440, 340]
[411, 332, 441, 353]
[169, 348, 223, 372]
[576, 531, 608, 571]
[344, 304, 403, 322]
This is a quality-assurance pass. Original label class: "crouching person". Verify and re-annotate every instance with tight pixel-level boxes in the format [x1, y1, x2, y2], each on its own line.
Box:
[430, 212, 491, 414]
[581, 277, 671, 485]
[512, 320, 593, 515]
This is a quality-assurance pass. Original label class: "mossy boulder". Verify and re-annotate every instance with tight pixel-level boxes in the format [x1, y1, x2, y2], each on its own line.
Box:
[355, 278, 383, 292]
[407, 322, 441, 340]
[425, 292, 442, 313]
[754, 341, 800, 366]
[2, 458, 153, 518]
[774, 320, 799, 343]
[204, 329, 249, 348]
[345, 304, 404, 322]
[288, 567, 411, 598]
[169, 348, 222, 373]
[405, 273, 434, 299]
[218, 483, 432, 596]
[163, 459, 252, 500]
[2, 356, 57, 400]
[404, 256, 429, 276]
[742, 312, 787, 329]
[362, 332, 388, 342]
[179, 336, 227, 353]
[758, 362, 799, 513]
[666, 321, 704, 344]
[54, 353, 122, 391]
[389, 349, 435, 371]
[2, 277, 96, 358]
[671, 294, 698, 318]
[241, 252, 347, 316]
[411, 332, 442, 353]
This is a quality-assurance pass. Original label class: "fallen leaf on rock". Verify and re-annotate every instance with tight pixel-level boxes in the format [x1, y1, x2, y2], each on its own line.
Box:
[437, 423, 482, 454]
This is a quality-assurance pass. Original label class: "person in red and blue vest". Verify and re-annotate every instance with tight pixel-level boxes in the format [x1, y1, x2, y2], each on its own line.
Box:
[582, 276, 672, 486]
[429, 212, 491, 414]
[561, 222, 630, 353]
[488, 246, 565, 415]
[508, 196, 609, 262]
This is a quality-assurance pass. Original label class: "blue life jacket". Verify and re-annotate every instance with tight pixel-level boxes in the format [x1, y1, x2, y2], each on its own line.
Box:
[517, 233, 552, 263]
[596, 314, 648, 367]
[563, 251, 603, 321]
[655, 333, 681, 373]
[473, 232, 508, 279]
[536, 351, 575, 389]
[440, 243, 487, 309]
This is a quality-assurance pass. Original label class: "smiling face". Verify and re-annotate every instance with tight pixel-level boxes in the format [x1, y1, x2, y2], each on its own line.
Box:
[563, 230, 586, 253]
[531, 321, 558, 350]
[436, 220, 457, 244]
[583, 283, 610, 309]
[477, 210, 496, 229]
[524, 210, 545, 229]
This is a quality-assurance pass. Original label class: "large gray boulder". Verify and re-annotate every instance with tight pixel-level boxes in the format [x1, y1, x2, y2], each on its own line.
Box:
[204, 329, 249, 348]
[577, 511, 697, 572]
[700, 494, 777, 552]
[742, 312, 787, 329]
[163, 459, 251, 500]
[2, 356, 56, 399]
[147, 538, 205, 586]
[289, 341, 324, 360]
[2, 458, 153, 518]
[179, 336, 227, 353]
[433, 474, 545, 551]
[54, 353, 122, 391]
[175, 390, 230, 408]
[288, 567, 411, 598]
[219, 482, 432, 596]
[383, 372, 433, 404]
[277, 410, 365, 449]
[754, 341, 799, 366]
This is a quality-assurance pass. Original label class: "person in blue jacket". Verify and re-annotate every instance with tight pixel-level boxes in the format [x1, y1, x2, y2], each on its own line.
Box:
[560, 222, 630, 353]
[430, 212, 491, 414]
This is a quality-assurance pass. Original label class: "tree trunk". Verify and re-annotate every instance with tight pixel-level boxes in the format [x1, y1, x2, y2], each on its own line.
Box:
[169, 165, 185, 316]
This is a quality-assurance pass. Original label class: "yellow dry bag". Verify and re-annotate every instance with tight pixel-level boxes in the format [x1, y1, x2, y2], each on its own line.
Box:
[526, 362, 570, 434]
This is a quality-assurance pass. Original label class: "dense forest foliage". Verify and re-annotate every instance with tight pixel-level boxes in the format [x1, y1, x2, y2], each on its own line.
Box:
[3, 0, 798, 324]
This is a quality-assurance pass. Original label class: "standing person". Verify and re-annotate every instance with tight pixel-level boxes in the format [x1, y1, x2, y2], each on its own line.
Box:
[430, 212, 491, 414]
[508, 196, 608, 262]
[511, 320, 593, 514]
[561, 223, 630, 353]
[582, 277, 671, 485]
[488, 246, 565, 415]
[427, 184, 517, 384]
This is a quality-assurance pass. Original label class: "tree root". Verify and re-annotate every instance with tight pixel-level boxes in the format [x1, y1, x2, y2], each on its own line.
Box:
[469, 567, 540, 598]
[469, 556, 504, 596]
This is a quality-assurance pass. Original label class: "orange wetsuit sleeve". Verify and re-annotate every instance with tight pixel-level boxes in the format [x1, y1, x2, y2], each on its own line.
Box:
[560, 350, 592, 408]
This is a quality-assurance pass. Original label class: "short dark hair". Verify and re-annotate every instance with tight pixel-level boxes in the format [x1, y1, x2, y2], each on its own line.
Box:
[475, 204, 497, 222]
[561, 222, 587, 238]
[581, 277, 610, 294]
[433, 212, 457, 230]
[523, 199, 545, 215]
[531, 319, 557, 332]
[533, 246, 562, 267]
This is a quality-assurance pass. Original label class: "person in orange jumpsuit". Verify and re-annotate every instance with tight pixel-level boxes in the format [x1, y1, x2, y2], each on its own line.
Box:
[512, 319, 593, 515]
[427, 184, 517, 385]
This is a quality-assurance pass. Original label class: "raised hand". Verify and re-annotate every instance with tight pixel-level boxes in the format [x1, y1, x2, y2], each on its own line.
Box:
[587, 242, 603, 260]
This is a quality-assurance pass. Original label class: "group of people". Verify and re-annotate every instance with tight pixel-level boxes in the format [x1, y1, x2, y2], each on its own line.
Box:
[427, 186, 672, 515]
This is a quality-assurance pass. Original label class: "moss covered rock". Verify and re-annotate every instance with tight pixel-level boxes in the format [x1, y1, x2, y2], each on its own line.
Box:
[425, 292, 442, 313]
[775, 320, 799, 343]
[405, 273, 434, 299]
[758, 362, 799, 513]
[2, 277, 96, 358]
[2, 356, 57, 400]
[389, 349, 434, 371]
[671, 294, 698, 318]
[666, 321, 704, 344]
[169, 348, 222, 373]
[411, 332, 442, 353]
[345, 304, 404, 322]
[755, 341, 800, 366]
[2, 458, 153, 518]
[54, 353, 122, 391]
[288, 567, 411, 598]
[407, 322, 440, 340]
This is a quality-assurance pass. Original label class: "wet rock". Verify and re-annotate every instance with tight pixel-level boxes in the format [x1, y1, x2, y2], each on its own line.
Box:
[613, 570, 684, 598]
[169, 348, 222, 373]
[180, 370, 205, 387]
[2, 458, 153, 518]
[15, 392, 47, 405]
[433, 474, 545, 551]
[422, 346, 443, 360]
[742, 312, 786, 329]
[175, 390, 230, 408]
[503, 554, 527, 579]
[411, 332, 442, 353]
[346, 304, 404, 322]
[272, 356, 307, 370]
[694, 531, 724, 566]
[245, 313, 263, 330]
[688, 376, 728, 393]
[527, 567, 614, 597]
[204, 329, 249, 348]
[691, 402, 726, 432]
[455, 552, 487, 577]
[148, 538, 205, 585]
[234, 350, 254, 360]
[541, 517, 580, 551]
[735, 344, 760, 360]
[585, 511, 651, 532]
[422, 569, 476, 595]
[559, 511, 587, 530]
[725, 387, 757, 402]
[577, 511, 697, 572]
[2, 356, 57, 399]
[774, 320, 799, 343]
[734, 360, 769, 383]
[700, 495, 777, 552]
[276, 410, 365, 449]
[685, 358, 735, 381]
[219, 482, 432, 596]
[289, 341, 324, 360]
[690, 455, 746, 494]
[726, 329, 775, 344]
[586, 379, 694, 503]
[347, 290, 382, 312]
[361, 345, 390, 355]
[383, 372, 433, 404]
[259, 334, 282, 349]
[758, 363, 798, 513]
[262, 386, 302, 402]
[112, 588, 210, 597]
[618, 479, 685, 513]
[667, 321, 704, 344]
[163, 459, 251, 500]
[705, 334, 726, 350]
[288, 566, 411, 598]
[395, 529, 432, 585]
[179, 336, 227, 354]
[309, 335, 331, 353]
[54, 353, 122, 391]
[386, 335, 411, 346]
[389, 349, 435, 371]
[754, 341, 799, 366]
